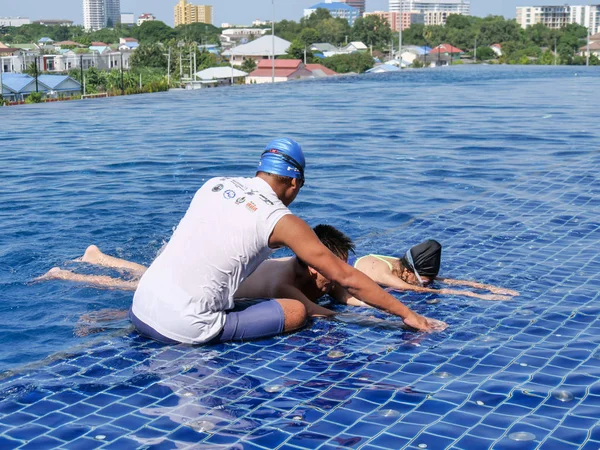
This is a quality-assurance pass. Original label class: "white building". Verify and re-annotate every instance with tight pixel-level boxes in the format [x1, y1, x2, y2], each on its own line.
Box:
[389, 0, 470, 15]
[517, 5, 600, 34]
[0, 17, 31, 27]
[137, 13, 156, 26]
[83, 0, 121, 30]
[221, 35, 291, 66]
[120, 12, 135, 26]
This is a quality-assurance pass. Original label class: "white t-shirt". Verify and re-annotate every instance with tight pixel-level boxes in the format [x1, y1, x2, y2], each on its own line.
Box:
[132, 177, 292, 344]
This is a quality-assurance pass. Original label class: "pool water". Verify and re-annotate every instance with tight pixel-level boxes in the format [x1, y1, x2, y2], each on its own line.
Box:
[1, 66, 599, 449]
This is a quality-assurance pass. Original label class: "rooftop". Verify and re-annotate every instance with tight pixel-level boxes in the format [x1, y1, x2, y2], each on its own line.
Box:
[222, 35, 291, 57]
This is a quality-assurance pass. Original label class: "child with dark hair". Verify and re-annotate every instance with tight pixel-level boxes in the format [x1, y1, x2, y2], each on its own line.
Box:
[336, 239, 519, 306]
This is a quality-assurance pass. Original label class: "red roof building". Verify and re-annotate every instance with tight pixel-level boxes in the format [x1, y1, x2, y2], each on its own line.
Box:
[305, 64, 337, 76]
[91, 42, 108, 47]
[247, 59, 313, 84]
[430, 44, 464, 54]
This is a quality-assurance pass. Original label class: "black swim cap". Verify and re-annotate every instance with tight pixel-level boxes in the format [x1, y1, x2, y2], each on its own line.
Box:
[401, 240, 442, 278]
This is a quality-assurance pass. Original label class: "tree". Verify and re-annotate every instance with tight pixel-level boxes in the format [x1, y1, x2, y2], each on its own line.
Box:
[135, 21, 176, 44]
[240, 58, 256, 73]
[474, 46, 496, 61]
[130, 43, 168, 69]
[402, 24, 427, 47]
[322, 52, 374, 73]
[350, 15, 392, 50]
[316, 18, 351, 46]
[301, 8, 333, 28]
[175, 22, 221, 44]
[299, 28, 320, 47]
[286, 39, 314, 61]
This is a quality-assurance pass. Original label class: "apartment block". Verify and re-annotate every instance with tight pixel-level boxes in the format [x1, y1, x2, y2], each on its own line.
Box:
[363, 11, 424, 31]
[174, 0, 213, 26]
[83, 0, 121, 30]
[517, 4, 600, 34]
[389, 0, 470, 15]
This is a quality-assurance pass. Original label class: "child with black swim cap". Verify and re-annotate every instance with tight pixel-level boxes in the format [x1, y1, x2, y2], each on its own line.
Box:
[337, 239, 519, 305]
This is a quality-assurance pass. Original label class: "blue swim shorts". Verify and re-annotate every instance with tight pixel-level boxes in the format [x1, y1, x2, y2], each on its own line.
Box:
[129, 298, 285, 345]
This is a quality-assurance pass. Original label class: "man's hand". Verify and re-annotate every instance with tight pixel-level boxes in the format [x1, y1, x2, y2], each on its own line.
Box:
[403, 312, 448, 332]
[488, 287, 520, 296]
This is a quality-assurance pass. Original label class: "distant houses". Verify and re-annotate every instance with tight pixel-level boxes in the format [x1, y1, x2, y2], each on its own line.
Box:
[221, 36, 291, 67]
[1, 73, 81, 101]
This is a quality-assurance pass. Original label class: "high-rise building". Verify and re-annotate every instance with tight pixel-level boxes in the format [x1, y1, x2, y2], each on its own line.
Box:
[174, 0, 213, 26]
[104, 0, 121, 27]
[339, 0, 366, 15]
[516, 5, 600, 34]
[363, 11, 424, 31]
[0, 17, 31, 27]
[389, 0, 470, 15]
[83, 0, 121, 30]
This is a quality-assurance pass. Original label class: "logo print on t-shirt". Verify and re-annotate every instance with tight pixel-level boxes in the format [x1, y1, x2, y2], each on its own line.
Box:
[259, 194, 274, 206]
[212, 184, 224, 192]
[223, 190, 236, 199]
[236, 197, 246, 205]
[246, 201, 258, 212]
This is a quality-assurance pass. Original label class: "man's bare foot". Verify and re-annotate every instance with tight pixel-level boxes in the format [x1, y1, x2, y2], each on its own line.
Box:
[80, 245, 103, 264]
[33, 267, 70, 282]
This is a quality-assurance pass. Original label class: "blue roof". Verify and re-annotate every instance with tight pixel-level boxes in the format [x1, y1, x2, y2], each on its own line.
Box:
[89, 46, 111, 53]
[1, 73, 35, 93]
[366, 64, 400, 73]
[310, 2, 358, 11]
[39, 37, 54, 43]
[38, 75, 71, 89]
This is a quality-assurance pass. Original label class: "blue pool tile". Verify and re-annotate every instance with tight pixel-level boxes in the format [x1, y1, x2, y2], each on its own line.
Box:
[148, 415, 181, 432]
[0, 401, 22, 415]
[455, 434, 495, 450]
[85, 392, 119, 407]
[167, 425, 209, 443]
[286, 431, 330, 449]
[48, 423, 91, 441]
[5, 423, 49, 440]
[551, 426, 588, 446]
[112, 413, 151, 431]
[22, 399, 64, 416]
[370, 433, 410, 449]
[0, 436, 20, 450]
[73, 413, 112, 427]
[0, 411, 37, 426]
[61, 401, 97, 417]
[443, 410, 481, 428]
[48, 390, 87, 405]
[17, 389, 48, 405]
[428, 421, 468, 440]
[247, 428, 291, 448]
[62, 437, 104, 450]
[325, 407, 362, 427]
[101, 437, 141, 449]
[412, 432, 455, 450]
[343, 397, 380, 414]
[306, 420, 346, 436]
[346, 420, 386, 437]
[20, 435, 64, 449]
[387, 422, 425, 439]
[34, 411, 74, 428]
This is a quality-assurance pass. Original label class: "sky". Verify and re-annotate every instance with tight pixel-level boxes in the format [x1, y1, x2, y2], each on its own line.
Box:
[1, 0, 592, 27]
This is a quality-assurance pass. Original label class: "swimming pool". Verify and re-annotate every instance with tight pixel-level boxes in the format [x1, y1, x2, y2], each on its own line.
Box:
[1, 66, 599, 449]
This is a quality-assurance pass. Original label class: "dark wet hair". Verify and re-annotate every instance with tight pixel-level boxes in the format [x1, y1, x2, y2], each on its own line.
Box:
[400, 239, 442, 278]
[297, 224, 355, 267]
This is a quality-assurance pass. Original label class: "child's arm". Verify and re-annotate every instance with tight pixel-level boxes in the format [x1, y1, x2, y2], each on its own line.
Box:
[436, 278, 519, 296]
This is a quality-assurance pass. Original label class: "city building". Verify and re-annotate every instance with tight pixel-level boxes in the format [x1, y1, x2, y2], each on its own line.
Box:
[1, 73, 81, 101]
[33, 19, 74, 26]
[137, 13, 156, 26]
[516, 5, 600, 34]
[363, 11, 424, 31]
[339, 0, 366, 15]
[304, 1, 361, 26]
[120, 12, 135, 26]
[425, 10, 459, 25]
[83, 0, 121, 31]
[0, 17, 31, 27]
[389, 0, 470, 16]
[174, 0, 213, 26]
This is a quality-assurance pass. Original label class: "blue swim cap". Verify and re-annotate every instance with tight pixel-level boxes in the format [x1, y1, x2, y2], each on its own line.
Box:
[257, 138, 305, 180]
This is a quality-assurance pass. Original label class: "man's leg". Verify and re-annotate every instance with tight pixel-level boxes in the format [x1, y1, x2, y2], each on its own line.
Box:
[211, 298, 307, 343]
[35, 267, 138, 291]
[77, 245, 147, 275]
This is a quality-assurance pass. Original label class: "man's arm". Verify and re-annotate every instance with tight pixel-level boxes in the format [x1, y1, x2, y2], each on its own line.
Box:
[269, 215, 447, 332]
[437, 278, 520, 296]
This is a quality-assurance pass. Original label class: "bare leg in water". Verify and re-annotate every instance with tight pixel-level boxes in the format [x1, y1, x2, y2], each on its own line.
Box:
[35, 245, 147, 291]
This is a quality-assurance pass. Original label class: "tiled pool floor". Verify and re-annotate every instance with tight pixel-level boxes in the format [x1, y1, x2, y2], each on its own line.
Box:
[1, 142, 599, 449]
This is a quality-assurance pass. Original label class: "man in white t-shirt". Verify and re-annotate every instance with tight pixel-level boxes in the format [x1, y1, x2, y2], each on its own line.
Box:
[130, 138, 447, 344]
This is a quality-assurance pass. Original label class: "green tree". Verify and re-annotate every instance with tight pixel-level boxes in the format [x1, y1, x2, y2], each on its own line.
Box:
[474, 46, 496, 61]
[316, 18, 351, 46]
[301, 8, 333, 28]
[299, 28, 320, 47]
[402, 24, 427, 47]
[175, 22, 221, 44]
[135, 21, 176, 44]
[350, 15, 392, 50]
[240, 58, 256, 73]
[322, 52, 374, 73]
[285, 39, 314, 61]
[130, 43, 168, 69]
